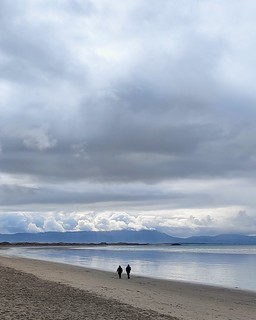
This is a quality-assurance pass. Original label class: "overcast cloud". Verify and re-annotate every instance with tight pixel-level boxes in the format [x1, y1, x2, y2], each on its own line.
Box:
[0, 0, 256, 236]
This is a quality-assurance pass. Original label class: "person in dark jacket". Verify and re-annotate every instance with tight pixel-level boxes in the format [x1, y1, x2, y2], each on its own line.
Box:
[126, 264, 131, 279]
[117, 265, 123, 279]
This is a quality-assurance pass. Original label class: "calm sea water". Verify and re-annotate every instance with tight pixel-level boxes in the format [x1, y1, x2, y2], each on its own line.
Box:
[2, 244, 256, 292]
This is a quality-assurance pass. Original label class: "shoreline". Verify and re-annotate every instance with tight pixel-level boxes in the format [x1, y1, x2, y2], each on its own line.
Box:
[2, 245, 256, 294]
[2, 248, 256, 295]
[0, 255, 256, 319]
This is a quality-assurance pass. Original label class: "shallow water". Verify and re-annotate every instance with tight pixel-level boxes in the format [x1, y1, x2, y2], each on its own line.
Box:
[3, 244, 256, 292]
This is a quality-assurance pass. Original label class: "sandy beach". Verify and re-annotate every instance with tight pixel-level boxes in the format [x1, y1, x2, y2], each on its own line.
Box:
[0, 255, 255, 320]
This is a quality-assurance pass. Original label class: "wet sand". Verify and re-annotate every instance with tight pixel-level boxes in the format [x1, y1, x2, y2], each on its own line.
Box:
[0, 255, 255, 320]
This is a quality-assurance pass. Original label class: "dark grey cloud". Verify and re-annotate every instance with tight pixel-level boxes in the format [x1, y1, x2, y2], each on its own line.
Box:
[0, 183, 211, 210]
[0, 0, 256, 235]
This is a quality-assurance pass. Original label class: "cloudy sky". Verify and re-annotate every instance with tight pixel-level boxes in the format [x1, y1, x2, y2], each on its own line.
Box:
[0, 0, 256, 236]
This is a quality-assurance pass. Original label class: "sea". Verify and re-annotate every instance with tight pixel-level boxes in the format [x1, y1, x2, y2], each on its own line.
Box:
[2, 244, 256, 292]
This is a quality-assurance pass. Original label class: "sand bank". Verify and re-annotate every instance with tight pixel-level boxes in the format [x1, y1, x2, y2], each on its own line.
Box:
[0, 255, 255, 320]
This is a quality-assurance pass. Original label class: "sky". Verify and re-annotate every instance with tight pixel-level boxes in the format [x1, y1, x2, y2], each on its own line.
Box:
[0, 0, 256, 237]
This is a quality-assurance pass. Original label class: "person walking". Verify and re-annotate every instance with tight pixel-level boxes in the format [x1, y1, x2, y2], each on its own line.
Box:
[126, 264, 131, 279]
[117, 265, 123, 279]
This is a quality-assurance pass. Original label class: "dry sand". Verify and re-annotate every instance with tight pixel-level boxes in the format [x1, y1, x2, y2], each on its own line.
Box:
[0, 255, 255, 320]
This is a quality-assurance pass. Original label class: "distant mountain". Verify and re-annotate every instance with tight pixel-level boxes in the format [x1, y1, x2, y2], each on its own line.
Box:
[185, 234, 256, 245]
[0, 230, 256, 245]
[0, 230, 180, 244]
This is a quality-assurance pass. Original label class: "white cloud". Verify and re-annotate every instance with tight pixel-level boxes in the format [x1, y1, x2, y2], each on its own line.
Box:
[22, 128, 57, 151]
[43, 217, 65, 232]
[0, 209, 255, 236]
[27, 222, 43, 233]
[2, 126, 57, 151]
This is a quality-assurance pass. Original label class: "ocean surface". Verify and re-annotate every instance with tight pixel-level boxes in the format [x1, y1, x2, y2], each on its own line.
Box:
[2, 244, 256, 292]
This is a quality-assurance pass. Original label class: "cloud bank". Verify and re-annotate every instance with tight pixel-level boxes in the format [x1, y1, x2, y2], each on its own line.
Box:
[0, 210, 255, 237]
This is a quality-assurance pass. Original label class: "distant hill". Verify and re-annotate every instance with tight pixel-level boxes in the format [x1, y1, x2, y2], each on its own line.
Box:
[0, 230, 256, 245]
[185, 234, 256, 245]
[0, 230, 180, 244]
